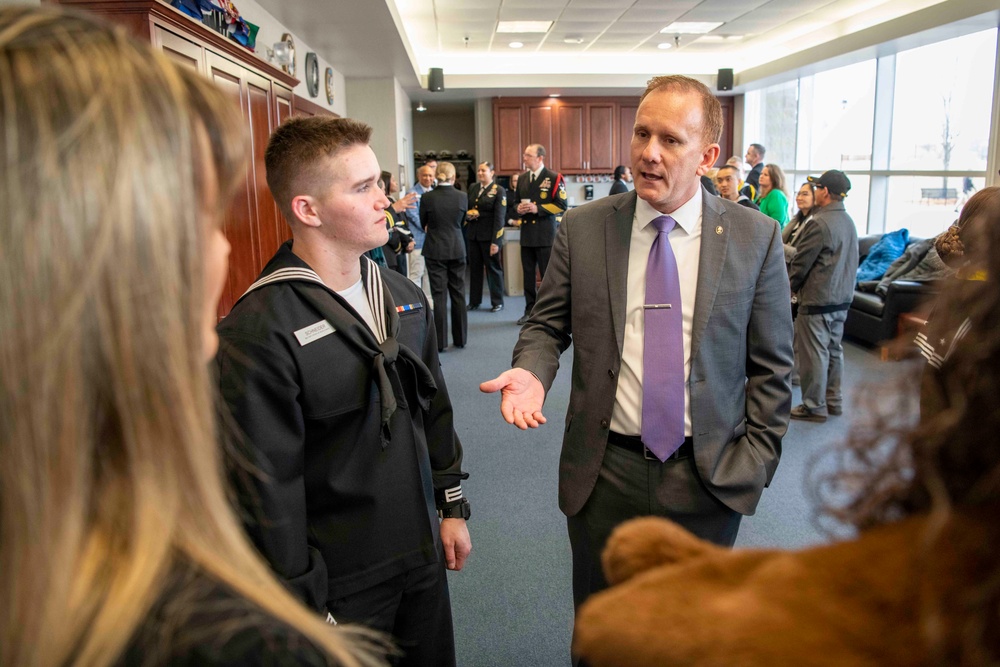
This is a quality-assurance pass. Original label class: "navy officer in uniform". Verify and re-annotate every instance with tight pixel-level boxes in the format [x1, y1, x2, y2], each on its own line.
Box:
[467, 160, 507, 313]
[515, 143, 568, 325]
[216, 116, 471, 667]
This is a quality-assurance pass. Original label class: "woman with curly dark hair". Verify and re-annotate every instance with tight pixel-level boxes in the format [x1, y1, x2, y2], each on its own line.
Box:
[573, 186, 1000, 666]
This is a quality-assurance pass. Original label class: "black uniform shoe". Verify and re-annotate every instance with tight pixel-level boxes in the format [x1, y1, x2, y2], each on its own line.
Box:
[467, 303, 481, 311]
[790, 404, 827, 422]
[491, 304, 504, 313]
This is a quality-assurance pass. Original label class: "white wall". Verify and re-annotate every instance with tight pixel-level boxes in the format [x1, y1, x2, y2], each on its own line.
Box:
[345, 77, 413, 186]
[394, 79, 414, 191]
[475, 99, 493, 166]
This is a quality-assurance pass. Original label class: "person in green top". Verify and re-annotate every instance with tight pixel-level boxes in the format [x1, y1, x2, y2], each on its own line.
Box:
[756, 163, 790, 229]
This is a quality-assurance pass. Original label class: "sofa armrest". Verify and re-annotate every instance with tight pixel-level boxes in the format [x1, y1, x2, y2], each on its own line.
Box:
[885, 280, 939, 296]
[882, 281, 939, 320]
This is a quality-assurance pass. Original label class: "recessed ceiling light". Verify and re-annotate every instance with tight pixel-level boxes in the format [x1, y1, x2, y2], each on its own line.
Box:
[563, 37, 584, 44]
[416, 102, 427, 112]
[509, 41, 524, 49]
[661, 22, 723, 34]
[549, 93, 561, 98]
[497, 21, 552, 34]
[657, 42, 672, 50]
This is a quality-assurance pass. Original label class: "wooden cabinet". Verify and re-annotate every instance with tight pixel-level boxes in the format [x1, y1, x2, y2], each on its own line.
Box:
[618, 104, 638, 168]
[55, 0, 300, 316]
[493, 95, 736, 175]
[494, 103, 525, 173]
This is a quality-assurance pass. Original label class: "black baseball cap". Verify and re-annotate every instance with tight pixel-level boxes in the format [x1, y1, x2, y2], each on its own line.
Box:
[807, 170, 851, 198]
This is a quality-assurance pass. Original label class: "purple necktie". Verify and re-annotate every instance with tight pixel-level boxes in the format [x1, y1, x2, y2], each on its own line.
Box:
[641, 215, 685, 462]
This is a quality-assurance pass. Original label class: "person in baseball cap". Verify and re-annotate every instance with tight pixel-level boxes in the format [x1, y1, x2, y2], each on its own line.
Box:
[807, 170, 851, 199]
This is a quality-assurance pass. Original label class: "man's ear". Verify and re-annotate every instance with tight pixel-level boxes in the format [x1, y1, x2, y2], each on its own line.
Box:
[291, 195, 322, 228]
[696, 143, 721, 176]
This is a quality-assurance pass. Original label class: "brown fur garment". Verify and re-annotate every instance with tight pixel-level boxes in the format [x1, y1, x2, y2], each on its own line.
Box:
[574, 514, 996, 666]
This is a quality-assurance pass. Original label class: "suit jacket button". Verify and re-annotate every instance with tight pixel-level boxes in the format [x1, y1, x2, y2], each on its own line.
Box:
[600, 419, 609, 429]
[608, 369, 615, 378]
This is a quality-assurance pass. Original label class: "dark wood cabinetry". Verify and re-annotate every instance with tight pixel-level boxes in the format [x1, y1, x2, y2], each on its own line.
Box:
[56, 0, 303, 316]
[493, 95, 735, 176]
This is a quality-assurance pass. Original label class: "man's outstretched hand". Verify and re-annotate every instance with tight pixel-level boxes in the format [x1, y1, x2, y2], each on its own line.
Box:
[480, 368, 547, 429]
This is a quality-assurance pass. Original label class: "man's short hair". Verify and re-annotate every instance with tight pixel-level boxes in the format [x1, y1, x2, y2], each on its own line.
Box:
[716, 164, 739, 178]
[418, 164, 435, 176]
[640, 75, 723, 145]
[265, 116, 373, 223]
[529, 144, 546, 158]
[750, 143, 766, 158]
[436, 161, 456, 181]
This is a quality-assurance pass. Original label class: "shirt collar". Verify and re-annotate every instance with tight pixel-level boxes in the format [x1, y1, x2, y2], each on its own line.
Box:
[635, 186, 702, 235]
[530, 166, 543, 180]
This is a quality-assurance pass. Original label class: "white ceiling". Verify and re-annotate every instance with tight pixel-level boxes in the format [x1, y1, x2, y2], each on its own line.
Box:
[253, 0, 1000, 103]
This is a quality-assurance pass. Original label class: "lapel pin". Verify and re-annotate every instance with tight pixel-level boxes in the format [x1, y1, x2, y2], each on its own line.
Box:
[716, 226, 723, 235]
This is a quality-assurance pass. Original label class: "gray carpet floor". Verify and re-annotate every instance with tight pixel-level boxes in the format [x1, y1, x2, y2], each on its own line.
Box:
[437, 293, 917, 667]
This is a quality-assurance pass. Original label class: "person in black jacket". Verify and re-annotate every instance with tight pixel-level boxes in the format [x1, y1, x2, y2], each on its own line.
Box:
[0, 7, 383, 667]
[421, 161, 470, 350]
[467, 161, 506, 312]
[609, 165, 632, 195]
[218, 117, 471, 667]
[515, 144, 568, 324]
[741, 143, 765, 200]
[379, 170, 415, 276]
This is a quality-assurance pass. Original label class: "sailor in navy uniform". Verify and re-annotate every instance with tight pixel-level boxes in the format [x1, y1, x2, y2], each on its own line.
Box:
[515, 144, 568, 324]
[217, 116, 470, 667]
[467, 161, 506, 312]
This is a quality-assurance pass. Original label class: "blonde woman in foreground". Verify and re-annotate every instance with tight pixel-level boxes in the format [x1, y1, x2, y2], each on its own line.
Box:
[0, 6, 384, 666]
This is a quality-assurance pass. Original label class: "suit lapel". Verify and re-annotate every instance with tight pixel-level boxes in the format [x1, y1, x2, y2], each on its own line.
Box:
[606, 192, 637, 356]
[690, 191, 728, 361]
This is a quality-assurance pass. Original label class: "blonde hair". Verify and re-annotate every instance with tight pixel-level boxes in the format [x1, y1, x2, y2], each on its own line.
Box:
[0, 7, 382, 666]
[436, 161, 457, 182]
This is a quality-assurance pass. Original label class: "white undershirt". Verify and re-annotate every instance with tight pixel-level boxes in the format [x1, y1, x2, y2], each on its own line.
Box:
[610, 188, 703, 437]
[337, 278, 379, 336]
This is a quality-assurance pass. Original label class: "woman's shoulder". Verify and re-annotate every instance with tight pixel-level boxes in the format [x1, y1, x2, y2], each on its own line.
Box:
[120, 568, 332, 667]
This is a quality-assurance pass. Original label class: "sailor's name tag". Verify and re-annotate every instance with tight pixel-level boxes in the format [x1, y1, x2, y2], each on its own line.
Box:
[294, 320, 336, 346]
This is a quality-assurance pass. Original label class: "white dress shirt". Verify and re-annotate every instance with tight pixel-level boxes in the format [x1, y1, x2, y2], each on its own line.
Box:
[610, 188, 703, 437]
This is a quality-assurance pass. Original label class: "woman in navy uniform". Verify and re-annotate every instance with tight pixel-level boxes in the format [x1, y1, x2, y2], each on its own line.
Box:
[467, 161, 506, 312]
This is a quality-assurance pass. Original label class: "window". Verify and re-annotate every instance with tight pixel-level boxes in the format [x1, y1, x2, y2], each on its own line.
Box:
[799, 61, 876, 172]
[743, 27, 997, 235]
[743, 80, 799, 169]
[884, 176, 987, 237]
[890, 29, 996, 172]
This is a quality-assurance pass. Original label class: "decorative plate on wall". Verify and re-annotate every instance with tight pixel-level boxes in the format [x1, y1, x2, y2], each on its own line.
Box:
[325, 67, 335, 106]
[305, 52, 319, 98]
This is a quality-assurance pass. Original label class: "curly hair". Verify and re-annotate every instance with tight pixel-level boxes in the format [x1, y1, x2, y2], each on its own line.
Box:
[815, 186, 1000, 663]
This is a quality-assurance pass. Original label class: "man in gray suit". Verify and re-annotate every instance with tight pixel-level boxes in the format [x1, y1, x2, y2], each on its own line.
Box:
[481, 76, 793, 615]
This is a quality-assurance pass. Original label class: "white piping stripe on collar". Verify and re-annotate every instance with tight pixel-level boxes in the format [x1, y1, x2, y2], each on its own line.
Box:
[364, 257, 388, 344]
[241, 261, 389, 344]
[241, 268, 326, 298]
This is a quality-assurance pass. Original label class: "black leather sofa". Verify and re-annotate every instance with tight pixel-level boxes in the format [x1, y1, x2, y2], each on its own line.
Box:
[844, 234, 941, 347]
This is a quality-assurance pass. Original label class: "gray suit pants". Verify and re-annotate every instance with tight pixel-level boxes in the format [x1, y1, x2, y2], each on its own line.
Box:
[795, 310, 847, 414]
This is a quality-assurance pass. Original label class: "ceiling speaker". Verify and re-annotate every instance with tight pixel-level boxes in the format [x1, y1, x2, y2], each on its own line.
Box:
[428, 67, 445, 92]
[717, 68, 734, 92]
